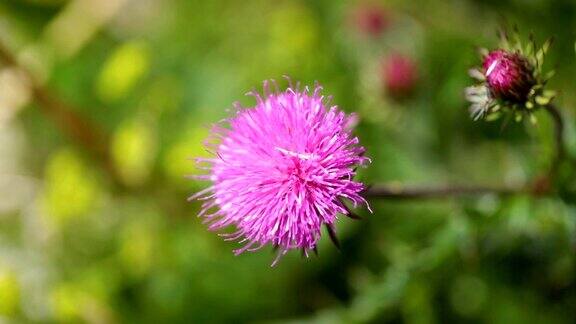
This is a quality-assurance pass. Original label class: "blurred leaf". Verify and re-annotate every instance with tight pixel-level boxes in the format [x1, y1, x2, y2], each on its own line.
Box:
[349, 266, 409, 322]
[163, 125, 209, 187]
[111, 118, 157, 187]
[0, 270, 19, 316]
[266, 3, 319, 71]
[141, 75, 183, 116]
[96, 41, 150, 102]
[505, 196, 535, 235]
[402, 281, 435, 324]
[51, 273, 116, 322]
[450, 275, 488, 317]
[51, 283, 84, 322]
[41, 148, 101, 225]
[118, 221, 156, 279]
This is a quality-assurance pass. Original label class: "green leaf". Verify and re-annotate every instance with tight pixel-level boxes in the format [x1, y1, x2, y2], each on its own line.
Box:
[42, 149, 101, 224]
[96, 41, 150, 102]
[111, 118, 157, 187]
[0, 270, 19, 316]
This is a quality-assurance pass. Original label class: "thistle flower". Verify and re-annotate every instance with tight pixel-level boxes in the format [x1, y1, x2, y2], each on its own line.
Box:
[466, 32, 556, 121]
[190, 80, 369, 265]
[381, 53, 418, 99]
[483, 50, 535, 102]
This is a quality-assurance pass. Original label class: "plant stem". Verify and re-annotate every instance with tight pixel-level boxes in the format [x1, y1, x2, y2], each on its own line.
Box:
[544, 104, 565, 178]
[363, 184, 523, 199]
[364, 104, 568, 200]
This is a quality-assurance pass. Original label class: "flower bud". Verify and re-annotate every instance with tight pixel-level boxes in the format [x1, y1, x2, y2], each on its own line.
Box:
[483, 50, 535, 102]
[466, 34, 555, 121]
[381, 53, 418, 99]
[353, 4, 390, 37]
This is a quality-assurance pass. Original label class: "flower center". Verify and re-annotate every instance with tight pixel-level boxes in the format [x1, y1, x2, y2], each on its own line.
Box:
[275, 147, 320, 183]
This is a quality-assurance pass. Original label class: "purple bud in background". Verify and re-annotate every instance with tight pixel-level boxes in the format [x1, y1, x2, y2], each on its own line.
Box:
[482, 50, 535, 102]
[381, 53, 418, 99]
[190, 80, 370, 265]
[353, 4, 390, 37]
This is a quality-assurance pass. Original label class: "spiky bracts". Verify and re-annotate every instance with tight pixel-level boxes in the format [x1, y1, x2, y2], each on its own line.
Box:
[466, 31, 556, 122]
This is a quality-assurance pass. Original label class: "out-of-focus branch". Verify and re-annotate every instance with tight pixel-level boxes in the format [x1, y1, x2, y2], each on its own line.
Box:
[363, 184, 523, 199]
[364, 104, 569, 201]
[0, 40, 119, 183]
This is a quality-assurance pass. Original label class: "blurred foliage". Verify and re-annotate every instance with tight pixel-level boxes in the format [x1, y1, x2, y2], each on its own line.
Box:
[1, 0, 576, 323]
[96, 41, 150, 103]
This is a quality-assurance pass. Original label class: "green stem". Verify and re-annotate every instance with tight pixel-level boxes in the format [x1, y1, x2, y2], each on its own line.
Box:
[544, 104, 565, 179]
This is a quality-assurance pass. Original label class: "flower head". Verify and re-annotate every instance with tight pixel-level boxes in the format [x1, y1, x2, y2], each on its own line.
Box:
[466, 32, 555, 122]
[190, 80, 369, 265]
[381, 53, 418, 99]
[483, 50, 535, 102]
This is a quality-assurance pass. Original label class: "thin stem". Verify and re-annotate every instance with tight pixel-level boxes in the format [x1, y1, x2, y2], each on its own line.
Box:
[544, 104, 565, 178]
[363, 184, 523, 199]
[364, 105, 567, 201]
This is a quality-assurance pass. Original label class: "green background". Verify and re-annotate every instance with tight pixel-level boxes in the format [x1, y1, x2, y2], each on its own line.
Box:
[1, 0, 576, 322]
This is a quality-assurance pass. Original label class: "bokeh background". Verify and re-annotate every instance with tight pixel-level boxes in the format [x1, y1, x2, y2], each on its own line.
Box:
[1, 0, 576, 323]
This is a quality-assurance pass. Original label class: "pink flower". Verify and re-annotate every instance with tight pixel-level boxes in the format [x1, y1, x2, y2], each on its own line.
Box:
[483, 50, 535, 102]
[382, 53, 418, 99]
[190, 80, 369, 265]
